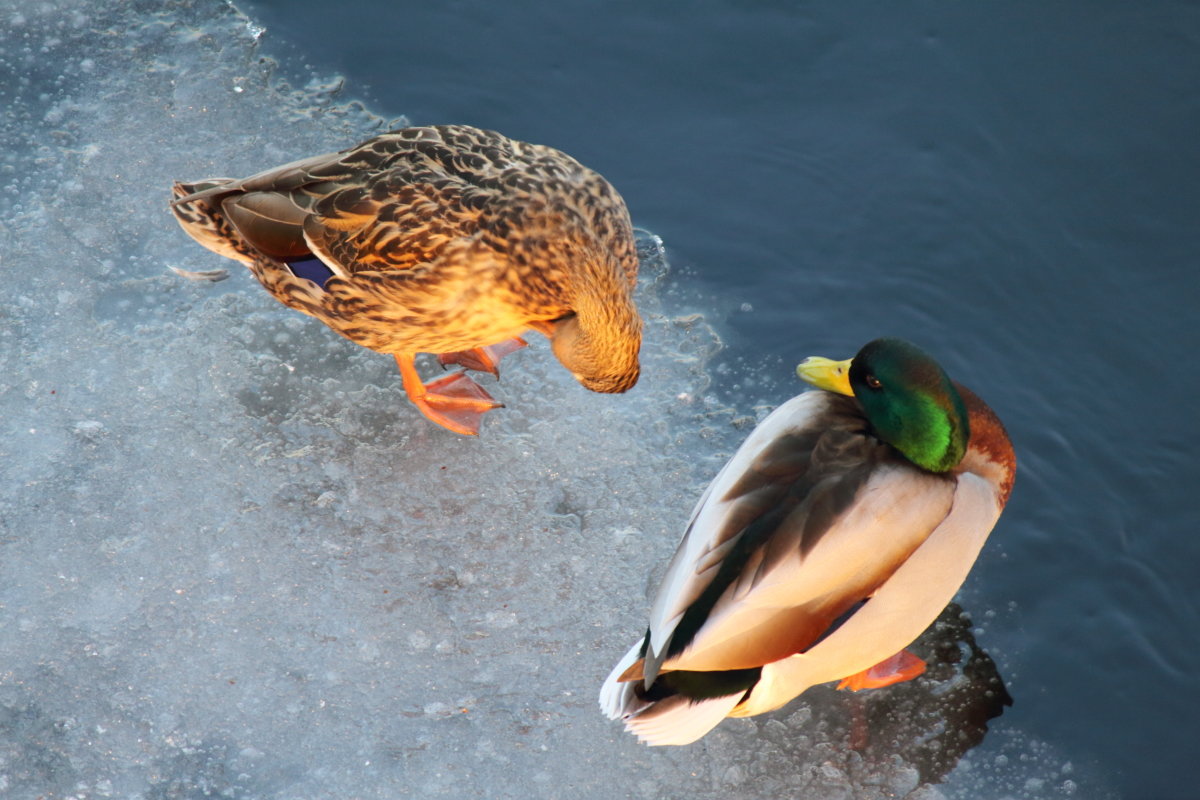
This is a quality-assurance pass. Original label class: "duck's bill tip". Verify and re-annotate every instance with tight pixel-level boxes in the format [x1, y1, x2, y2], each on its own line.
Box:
[796, 356, 854, 396]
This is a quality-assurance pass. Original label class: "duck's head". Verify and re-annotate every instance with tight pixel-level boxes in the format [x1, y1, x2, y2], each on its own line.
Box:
[796, 338, 969, 473]
[549, 313, 642, 393]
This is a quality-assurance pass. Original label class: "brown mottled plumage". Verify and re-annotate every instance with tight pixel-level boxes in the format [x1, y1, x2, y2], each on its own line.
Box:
[170, 125, 642, 434]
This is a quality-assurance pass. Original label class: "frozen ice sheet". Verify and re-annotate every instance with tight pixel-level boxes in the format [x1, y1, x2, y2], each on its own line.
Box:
[0, 1, 1108, 798]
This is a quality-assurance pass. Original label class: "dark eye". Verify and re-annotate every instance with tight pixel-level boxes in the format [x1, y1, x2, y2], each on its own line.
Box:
[865, 374, 882, 389]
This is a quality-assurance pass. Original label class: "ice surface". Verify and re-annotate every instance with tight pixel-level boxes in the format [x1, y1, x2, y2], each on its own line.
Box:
[0, 1, 1108, 798]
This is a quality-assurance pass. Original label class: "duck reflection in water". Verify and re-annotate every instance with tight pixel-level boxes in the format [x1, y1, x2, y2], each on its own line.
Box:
[838, 602, 1012, 785]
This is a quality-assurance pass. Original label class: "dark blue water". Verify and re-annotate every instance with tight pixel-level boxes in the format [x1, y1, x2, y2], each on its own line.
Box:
[239, 2, 1200, 796]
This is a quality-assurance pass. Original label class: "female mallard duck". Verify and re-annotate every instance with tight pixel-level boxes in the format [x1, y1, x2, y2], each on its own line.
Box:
[600, 338, 1015, 745]
[170, 125, 642, 435]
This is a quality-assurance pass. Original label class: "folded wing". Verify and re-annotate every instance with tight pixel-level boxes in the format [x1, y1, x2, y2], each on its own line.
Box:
[643, 392, 958, 680]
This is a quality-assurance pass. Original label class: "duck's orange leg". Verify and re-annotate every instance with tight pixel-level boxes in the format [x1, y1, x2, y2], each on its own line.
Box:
[836, 649, 926, 692]
[436, 337, 528, 377]
[847, 696, 870, 751]
[394, 354, 503, 436]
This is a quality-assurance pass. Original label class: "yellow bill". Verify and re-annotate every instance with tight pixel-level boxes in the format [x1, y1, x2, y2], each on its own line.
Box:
[796, 356, 854, 396]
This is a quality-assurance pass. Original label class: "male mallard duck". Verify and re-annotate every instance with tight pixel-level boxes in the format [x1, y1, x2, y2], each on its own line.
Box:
[600, 338, 1015, 745]
[170, 125, 642, 435]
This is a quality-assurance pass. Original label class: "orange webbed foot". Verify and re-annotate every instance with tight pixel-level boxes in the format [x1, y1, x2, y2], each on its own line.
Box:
[395, 355, 504, 436]
[417, 372, 504, 436]
[836, 649, 927, 692]
[437, 338, 528, 378]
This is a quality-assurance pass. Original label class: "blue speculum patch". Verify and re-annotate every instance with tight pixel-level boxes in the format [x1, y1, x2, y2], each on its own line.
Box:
[287, 256, 334, 288]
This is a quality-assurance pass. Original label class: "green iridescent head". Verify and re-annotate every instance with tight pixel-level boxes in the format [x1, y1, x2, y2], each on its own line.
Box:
[796, 338, 970, 473]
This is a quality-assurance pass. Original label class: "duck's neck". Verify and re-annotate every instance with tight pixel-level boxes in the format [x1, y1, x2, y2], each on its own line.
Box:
[954, 383, 1016, 506]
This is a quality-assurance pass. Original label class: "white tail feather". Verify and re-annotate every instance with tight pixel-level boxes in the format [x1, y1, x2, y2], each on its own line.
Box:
[601, 640, 743, 745]
[599, 642, 643, 719]
[623, 692, 743, 746]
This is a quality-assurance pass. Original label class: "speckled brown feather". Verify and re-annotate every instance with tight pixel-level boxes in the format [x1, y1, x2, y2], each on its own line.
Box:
[170, 125, 642, 392]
